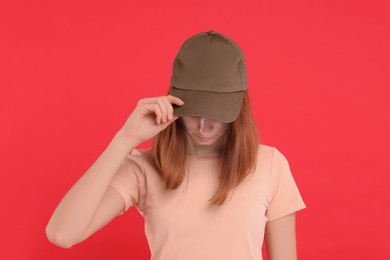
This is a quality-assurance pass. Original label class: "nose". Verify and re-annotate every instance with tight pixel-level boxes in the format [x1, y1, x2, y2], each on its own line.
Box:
[199, 117, 213, 135]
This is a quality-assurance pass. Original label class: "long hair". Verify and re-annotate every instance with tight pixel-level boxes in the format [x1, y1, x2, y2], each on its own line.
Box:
[152, 90, 259, 206]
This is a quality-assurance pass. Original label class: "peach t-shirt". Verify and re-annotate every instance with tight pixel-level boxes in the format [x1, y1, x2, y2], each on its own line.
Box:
[109, 144, 306, 260]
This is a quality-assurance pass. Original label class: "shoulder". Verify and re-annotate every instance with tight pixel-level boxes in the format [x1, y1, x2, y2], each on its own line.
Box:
[256, 144, 291, 179]
[124, 148, 154, 169]
[258, 143, 288, 162]
[257, 143, 276, 163]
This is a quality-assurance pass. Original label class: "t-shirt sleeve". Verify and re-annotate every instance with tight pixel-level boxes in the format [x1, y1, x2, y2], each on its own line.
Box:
[265, 147, 306, 222]
[109, 149, 147, 215]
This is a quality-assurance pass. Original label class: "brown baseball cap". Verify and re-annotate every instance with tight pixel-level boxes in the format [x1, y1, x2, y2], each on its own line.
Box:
[169, 30, 248, 123]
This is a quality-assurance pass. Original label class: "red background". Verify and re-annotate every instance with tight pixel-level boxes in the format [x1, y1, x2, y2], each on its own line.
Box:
[1, 0, 389, 259]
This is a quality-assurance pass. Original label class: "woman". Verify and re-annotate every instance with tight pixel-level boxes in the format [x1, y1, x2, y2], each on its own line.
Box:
[46, 30, 306, 260]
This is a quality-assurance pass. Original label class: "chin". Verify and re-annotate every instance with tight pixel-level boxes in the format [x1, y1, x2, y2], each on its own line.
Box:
[194, 136, 220, 146]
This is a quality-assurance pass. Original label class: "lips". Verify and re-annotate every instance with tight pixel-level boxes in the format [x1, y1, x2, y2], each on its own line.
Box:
[195, 135, 212, 141]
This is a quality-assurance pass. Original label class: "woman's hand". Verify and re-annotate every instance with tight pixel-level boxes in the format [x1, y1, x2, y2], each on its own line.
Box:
[120, 95, 184, 144]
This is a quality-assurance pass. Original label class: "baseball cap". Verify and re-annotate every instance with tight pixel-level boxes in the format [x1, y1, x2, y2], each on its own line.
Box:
[169, 30, 248, 123]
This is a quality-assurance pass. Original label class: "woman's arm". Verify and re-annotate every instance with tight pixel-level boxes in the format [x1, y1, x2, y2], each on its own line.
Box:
[45, 95, 184, 248]
[265, 212, 298, 260]
[45, 131, 139, 248]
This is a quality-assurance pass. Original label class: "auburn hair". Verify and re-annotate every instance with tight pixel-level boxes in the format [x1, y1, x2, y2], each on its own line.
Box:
[152, 90, 259, 206]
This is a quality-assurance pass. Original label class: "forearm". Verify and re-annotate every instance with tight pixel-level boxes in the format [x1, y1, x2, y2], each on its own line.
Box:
[265, 213, 298, 260]
[46, 130, 138, 246]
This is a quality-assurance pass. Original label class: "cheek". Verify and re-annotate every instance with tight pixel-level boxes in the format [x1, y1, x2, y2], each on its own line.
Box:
[216, 124, 228, 134]
[182, 120, 197, 132]
[182, 117, 196, 131]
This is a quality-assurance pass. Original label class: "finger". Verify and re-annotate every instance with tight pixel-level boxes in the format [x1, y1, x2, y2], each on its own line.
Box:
[138, 96, 163, 106]
[157, 115, 179, 130]
[137, 97, 155, 106]
[137, 98, 156, 114]
[139, 96, 181, 123]
[162, 96, 174, 121]
[151, 104, 162, 124]
[156, 97, 168, 123]
[141, 95, 184, 106]
[167, 95, 184, 106]
[142, 102, 160, 115]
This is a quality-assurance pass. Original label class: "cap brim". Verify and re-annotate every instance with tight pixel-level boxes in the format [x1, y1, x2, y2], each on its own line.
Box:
[171, 87, 244, 123]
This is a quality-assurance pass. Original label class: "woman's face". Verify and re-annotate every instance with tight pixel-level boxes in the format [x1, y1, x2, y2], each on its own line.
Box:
[181, 116, 228, 147]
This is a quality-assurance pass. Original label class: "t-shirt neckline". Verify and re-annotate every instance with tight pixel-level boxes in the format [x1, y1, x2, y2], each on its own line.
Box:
[186, 153, 221, 159]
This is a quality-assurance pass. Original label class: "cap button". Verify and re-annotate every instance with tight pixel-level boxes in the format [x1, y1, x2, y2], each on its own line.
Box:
[207, 30, 218, 35]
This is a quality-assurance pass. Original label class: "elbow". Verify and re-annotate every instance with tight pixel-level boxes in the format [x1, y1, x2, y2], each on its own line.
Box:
[45, 225, 76, 249]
